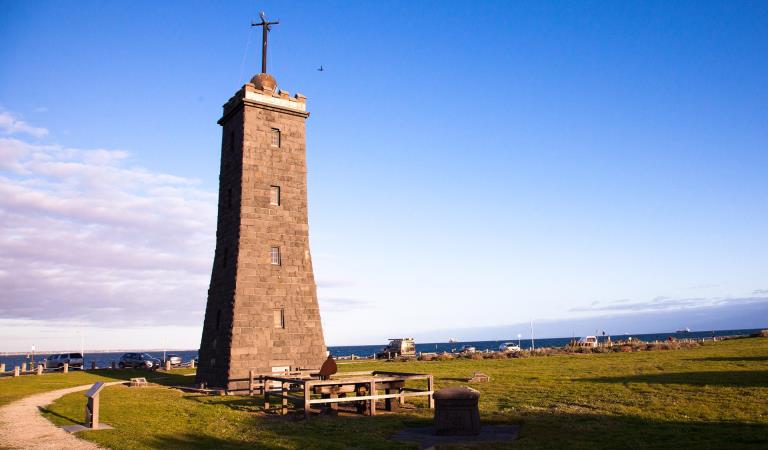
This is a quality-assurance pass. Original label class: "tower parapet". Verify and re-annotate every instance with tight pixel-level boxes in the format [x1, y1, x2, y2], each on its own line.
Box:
[221, 76, 307, 125]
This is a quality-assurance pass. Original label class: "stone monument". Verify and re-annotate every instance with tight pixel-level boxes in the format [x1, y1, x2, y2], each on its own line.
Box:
[196, 13, 327, 392]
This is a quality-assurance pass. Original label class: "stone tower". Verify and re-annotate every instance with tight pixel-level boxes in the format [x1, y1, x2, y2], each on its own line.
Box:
[196, 72, 327, 392]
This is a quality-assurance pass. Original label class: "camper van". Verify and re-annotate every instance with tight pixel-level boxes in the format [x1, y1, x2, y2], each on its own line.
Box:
[578, 336, 599, 348]
[376, 338, 416, 359]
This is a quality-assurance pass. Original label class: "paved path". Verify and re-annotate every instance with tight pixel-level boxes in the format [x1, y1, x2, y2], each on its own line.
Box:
[0, 382, 124, 449]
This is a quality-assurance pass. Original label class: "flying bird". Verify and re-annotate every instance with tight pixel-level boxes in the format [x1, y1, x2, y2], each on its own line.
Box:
[317, 65, 324, 72]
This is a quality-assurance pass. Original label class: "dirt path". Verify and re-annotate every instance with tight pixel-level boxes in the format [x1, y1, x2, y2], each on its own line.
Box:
[0, 381, 124, 449]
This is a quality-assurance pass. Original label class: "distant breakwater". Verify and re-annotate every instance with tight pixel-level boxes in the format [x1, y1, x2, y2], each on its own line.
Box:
[0, 328, 762, 369]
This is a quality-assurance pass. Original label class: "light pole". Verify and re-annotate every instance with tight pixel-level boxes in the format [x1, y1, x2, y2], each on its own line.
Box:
[517, 333, 522, 348]
[530, 320, 535, 351]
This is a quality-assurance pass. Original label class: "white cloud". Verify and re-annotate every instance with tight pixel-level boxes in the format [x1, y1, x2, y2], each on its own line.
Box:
[318, 297, 370, 312]
[0, 113, 371, 350]
[0, 131, 217, 328]
[570, 294, 768, 313]
[0, 111, 49, 138]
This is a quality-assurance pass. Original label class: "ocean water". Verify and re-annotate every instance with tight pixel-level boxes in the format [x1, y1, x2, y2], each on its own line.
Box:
[327, 328, 763, 358]
[0, 328, 761, 370]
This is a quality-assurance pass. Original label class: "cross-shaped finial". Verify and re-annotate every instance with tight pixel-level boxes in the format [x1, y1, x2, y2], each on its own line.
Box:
[251, 11, 280, 74]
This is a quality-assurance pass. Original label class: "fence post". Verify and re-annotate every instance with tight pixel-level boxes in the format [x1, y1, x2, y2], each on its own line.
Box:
[427, 374, 435, 409]
[190, 358, 195, 369]
[63, 363, 69, 374]
[21, 362, 27, 373]
[369, 380, 377, 416]
[264, 379, 270, 410]
[281, 382, 288, 415]
[165, 360, 171, 371]
[37, 364, 44, 375]
[249, 370, 254, 396]
[0, 363, 5, 373]
[13, 366, 20, 377]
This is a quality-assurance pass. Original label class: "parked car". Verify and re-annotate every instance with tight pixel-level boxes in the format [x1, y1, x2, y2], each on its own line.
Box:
[498, 342, 521, 353]
[164, 354, 182, 367]
[118, 353, 161, 369]
[44, 353, 84, 369]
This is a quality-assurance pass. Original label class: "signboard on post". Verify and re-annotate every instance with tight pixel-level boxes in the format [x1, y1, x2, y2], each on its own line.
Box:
[85, 382, 106, 428]
[62, 382, 113, 433]
[85, 382, 105, 398]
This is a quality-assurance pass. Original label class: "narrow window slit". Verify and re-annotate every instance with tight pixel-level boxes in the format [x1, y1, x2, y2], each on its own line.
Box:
[274, 308, 285, 329]
[270, 186, 280, 206]
[270, 246, 281, 266]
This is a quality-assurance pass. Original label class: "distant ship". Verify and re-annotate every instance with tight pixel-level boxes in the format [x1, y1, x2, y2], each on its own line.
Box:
[448, 338, 458, 343]
[676, 327, 691, 333]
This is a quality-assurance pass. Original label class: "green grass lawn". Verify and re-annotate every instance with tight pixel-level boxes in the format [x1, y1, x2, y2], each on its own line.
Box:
[0, 368, 195, 407]
[6, 337, 766, 449]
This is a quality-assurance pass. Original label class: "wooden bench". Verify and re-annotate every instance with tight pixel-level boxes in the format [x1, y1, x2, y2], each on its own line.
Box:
[129, 377, 148, 387]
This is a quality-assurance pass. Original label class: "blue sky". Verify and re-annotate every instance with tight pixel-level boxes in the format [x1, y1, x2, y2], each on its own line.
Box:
[0, 1, 766, 351]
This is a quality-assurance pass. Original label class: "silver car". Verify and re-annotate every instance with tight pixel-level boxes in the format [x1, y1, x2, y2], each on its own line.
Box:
[164, 354, 183, 367]
[45, 352, 84, 369]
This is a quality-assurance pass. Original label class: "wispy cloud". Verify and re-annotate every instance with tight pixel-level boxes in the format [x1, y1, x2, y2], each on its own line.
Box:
[688, 283, 721, 290]
[0, 117, 216, 326]
[319, 297, 369, 312]
[0, 110, 49, 138]
[317, 279, 355, 289]
[571, 294, 768, 313]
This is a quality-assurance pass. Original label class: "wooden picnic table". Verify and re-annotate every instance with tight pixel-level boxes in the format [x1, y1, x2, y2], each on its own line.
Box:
[262, 370, 434, 419]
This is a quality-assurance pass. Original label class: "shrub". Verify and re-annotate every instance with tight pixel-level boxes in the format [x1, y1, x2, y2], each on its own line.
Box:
[535, 348, 559, 356]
